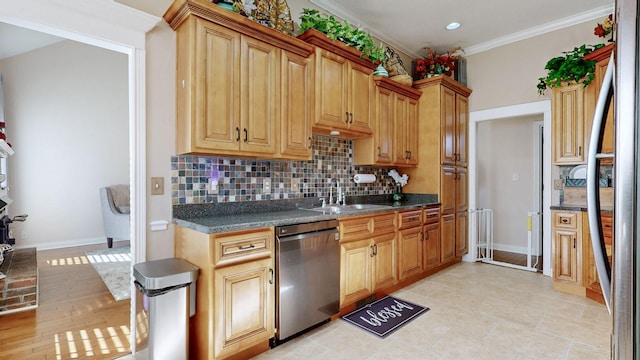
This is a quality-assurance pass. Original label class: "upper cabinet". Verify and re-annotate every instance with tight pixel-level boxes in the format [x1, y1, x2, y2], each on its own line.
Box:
[353, 77, 421, 166]
[164, 1, 314, 159]
[312, 48, 372, 134]
[441, 86, 469, 167]
[552, 44, 614, 165]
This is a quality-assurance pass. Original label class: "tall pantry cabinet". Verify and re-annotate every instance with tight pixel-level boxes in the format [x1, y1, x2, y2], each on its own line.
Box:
[404, 76, 472, 261]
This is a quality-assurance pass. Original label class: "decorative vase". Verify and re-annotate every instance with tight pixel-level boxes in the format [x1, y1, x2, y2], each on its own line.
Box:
[373, 64, 389, 77]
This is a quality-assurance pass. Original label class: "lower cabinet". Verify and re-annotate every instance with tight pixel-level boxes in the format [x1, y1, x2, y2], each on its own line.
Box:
[339, 213, 396, 307]
[397, 224, 423, 280]
[441, 213, 456, 264]
[174, 226, 274, 360]
[423, 207, 441, 270]
[455, 211, 468, 256]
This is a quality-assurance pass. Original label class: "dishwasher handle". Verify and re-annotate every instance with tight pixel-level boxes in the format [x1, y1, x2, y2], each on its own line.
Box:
[277, 228, 339, 243]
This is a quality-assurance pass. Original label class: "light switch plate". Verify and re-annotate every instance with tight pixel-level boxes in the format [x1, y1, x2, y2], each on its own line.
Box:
[291, 178, 300, 192]
[264, 178, 271, 193]
[151, 177, 164, 195]
[554, 179, 564, 190]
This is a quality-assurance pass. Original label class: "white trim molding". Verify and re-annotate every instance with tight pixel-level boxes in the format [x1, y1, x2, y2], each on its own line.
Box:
[469, 100, 553, 277]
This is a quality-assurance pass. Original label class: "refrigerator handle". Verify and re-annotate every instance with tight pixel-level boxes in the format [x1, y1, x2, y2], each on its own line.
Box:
[586, 53, 614, 313]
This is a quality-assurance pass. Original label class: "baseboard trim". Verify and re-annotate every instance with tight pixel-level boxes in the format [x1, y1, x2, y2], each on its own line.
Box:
[12, 237, 109, 251]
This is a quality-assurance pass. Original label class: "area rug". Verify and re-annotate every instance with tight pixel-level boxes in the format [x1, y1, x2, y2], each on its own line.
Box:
[86, 246, 131, 301]
[342, 296, 429, 338]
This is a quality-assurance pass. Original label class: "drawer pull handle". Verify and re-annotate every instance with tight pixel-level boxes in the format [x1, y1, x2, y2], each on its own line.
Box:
[236, 127, 240, 142]
[370, 244, 375, 257]
[269, 268, 274, 284]
[349, 112, 354, 124]
[238, 244, 255, 250]
[345, 112, 350, 124]
[244, 128, 248, 142]
[425, 231, 430, 240]
[561, 218, 568, 223]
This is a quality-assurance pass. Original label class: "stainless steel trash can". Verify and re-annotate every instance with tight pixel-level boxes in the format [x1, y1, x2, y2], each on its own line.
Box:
[133, 258, 199, 360]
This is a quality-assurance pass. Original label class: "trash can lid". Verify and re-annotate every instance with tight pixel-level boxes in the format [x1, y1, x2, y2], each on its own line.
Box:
[133, 258, 199, 290]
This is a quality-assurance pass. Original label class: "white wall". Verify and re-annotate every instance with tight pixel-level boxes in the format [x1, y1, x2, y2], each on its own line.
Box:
[466, 20, 606, 112]
[477, 116, 539, 253]
[145, 22, 176, 260]
[0, 40, 129, 249]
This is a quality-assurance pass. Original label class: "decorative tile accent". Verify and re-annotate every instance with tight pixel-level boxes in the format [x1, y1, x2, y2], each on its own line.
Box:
[171, 135, 404, 205]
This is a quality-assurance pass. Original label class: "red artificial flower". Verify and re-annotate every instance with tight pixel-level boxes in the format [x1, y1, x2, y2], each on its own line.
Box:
[594, 25, 606, 37]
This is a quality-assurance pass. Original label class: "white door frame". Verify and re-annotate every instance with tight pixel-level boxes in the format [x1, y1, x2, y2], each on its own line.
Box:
[468, 100, 556, 276]
[1, 0, 159, 354]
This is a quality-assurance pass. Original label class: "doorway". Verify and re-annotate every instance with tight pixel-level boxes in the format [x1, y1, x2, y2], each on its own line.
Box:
[1, 0, 157, 354]
[469, 100, 555, 277]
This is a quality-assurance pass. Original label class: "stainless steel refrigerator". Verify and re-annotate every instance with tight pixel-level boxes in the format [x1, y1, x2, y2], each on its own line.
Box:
[586, 0, 638, 358]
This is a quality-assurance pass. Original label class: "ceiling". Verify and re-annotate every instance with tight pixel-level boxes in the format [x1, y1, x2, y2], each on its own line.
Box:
[1, 0, 614, 60]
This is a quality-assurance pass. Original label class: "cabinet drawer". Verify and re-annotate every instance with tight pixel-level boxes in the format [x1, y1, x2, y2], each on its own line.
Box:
[554, 211, 579, 229]
[340, 212, 396, 241]
[397, 210, 422, 229]
[214, 229, 273, 267]
[423, 207, 440, 225]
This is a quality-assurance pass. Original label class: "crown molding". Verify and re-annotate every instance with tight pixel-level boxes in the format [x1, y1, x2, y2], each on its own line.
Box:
[464, 4, 615, 55]
[310, 1, 614, 58]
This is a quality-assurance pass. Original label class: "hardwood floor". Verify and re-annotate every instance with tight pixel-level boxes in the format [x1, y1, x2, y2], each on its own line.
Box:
[0, 242, 131, 360]
[493, 249, 544, 271]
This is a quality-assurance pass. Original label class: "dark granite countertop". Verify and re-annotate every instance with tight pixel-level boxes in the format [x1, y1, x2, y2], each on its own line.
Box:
[173, 194, 439, 234]
[550, 203, 613, 214]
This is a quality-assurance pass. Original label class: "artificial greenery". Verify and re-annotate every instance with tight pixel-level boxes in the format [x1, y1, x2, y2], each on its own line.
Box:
[299, 9, 386, 64]
[537, 44, 605, 95]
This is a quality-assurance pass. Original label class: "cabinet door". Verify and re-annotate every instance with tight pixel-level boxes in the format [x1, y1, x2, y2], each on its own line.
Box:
[553, 229, 579, 283]
[194, 18, 241, 151]
[394, 94, 410, 165]
[240, 36, 278, 154]
[455, 211, 468, 257]
[348, 62, 374, 134]
[456, 94, 469, 167]
[423, 222, 441, 270]
[440, 166, 456, 215]
[314, 48, 349, 130]
[441, 214, 456, 264]
[456, 167, 468, 212]
[440, 86, 457, 166]
[552, 84, 585, 164]
[372, 232, 397, 290]
[405, 98, 419, 166]
[374, 86, 394, 164]
[397, 226, 423, 280]
[279, 50, 313, 159]
[595, 58, 615, 158]
[213, 257, 274, 359]
[340, 238, 373, 306]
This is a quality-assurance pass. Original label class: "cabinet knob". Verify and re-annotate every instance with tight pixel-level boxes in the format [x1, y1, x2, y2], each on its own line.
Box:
[561, 218, 568, 223]
[370, 244, 375, 257]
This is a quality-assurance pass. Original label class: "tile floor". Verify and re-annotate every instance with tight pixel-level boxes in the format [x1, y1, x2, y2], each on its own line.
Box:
[254, 262, 611, 360]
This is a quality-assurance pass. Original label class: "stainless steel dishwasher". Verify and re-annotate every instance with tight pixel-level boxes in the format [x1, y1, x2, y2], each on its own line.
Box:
[275, 219, 340, 343]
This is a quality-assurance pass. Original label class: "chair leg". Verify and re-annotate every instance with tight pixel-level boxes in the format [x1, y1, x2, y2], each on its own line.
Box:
[107, 238, 113, 248]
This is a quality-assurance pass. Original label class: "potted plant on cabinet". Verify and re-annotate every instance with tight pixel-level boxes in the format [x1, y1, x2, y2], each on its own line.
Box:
[298, 9, 386, 66]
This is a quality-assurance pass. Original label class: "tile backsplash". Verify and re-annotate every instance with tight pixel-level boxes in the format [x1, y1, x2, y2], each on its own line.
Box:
[171, 135, 405, 205]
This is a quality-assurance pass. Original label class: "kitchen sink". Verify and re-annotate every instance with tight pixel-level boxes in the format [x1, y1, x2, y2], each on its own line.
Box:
[305, 204, 394, 214]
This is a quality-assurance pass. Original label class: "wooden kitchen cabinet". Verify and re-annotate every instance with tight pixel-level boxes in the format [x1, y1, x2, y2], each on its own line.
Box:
[440, 213, 456, 264]
[584, 43, 615, 159]
[397, 210, 423, 280]
[552, 83, 586, 164]
[423, 221, 441, 270]
[174, 226, 274, 360]
[311, 47, 374, 136]
[166, 3, 314, 158]
[405, 77, 471, 263]
[277, 50, 314, 160]
[582, 212, 613, 304]
[552, 211, 583, 294]
[353, 77, 421, 166]
[339, 212, 396, 306]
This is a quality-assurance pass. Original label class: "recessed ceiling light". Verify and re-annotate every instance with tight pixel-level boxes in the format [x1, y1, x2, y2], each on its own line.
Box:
[446, 22, 461, 30]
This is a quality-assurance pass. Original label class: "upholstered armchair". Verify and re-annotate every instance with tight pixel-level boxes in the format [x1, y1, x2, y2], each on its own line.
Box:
[99, 185, 130, 248]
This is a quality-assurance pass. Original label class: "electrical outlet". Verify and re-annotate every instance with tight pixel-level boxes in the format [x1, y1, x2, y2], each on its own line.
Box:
[21, 231, 28, 239]
[264, 178, 271, 193]
[291, 178, 300, 192]
[554, 179, 564, 190]
[209, 180, 218, 194]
